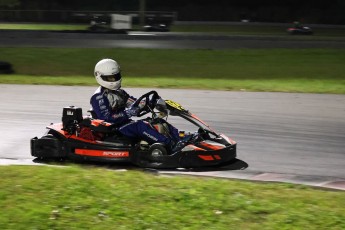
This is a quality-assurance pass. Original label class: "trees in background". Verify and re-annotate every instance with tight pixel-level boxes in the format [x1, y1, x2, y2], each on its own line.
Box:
[0, 0, 20, 8]
[0, 0, 344, 24]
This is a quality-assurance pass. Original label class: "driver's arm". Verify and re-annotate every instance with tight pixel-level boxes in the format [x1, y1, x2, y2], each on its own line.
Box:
[126, 95, 149, 110]
[90, 94, 131, 125]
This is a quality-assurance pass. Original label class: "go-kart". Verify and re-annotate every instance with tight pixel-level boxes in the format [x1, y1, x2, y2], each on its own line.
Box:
[31, 91, 237, 168]
[287, 26, 313, 35]
[143, 23, 170, 32]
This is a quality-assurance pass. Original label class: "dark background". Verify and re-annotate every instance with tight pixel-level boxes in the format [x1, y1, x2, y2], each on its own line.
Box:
[1, 0, 345, 24]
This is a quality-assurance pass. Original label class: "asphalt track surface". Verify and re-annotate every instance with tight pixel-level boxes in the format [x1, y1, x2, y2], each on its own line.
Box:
[1, 85, 344, 190]
[1, 30, 344, 190]
[1, 30, 345, 49]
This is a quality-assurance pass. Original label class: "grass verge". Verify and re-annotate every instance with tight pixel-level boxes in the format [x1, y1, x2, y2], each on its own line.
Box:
[0, 165, 344, 229]
[1, 75, 344, 94]
[0, 23, 88, 31]
[1, 48, 345, 94]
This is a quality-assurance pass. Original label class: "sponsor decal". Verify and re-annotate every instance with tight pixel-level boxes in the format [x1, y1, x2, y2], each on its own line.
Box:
[98, 99, 104, 106]
[165, 100, 186, 111]
[143, 131, 158, 141]
[75, 149, 129, 158]
[103, 151, 128, 157]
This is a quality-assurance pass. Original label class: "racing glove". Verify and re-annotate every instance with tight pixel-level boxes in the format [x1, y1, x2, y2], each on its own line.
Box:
[125, 105, 140, 118]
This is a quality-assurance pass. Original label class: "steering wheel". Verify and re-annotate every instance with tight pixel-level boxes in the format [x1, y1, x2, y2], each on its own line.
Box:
[132, 91, 160, 117]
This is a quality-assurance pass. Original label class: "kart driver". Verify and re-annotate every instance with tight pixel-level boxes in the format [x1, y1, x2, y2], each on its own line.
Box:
[90, 58, 184, 153]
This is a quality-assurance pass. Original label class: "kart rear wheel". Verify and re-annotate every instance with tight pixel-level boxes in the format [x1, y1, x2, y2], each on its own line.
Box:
[31, 132, 65, 160]
[149, 143, 168, 158]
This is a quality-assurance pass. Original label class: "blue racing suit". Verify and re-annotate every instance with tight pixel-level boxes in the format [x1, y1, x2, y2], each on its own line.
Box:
[90, 86, 179, 145]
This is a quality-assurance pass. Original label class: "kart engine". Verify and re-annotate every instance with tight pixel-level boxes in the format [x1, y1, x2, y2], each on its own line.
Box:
[62, 106, 83, 134]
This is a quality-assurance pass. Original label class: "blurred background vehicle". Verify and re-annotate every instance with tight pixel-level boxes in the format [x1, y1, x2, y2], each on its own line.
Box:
[287, 26, 313, 35]
[88, 14, 132, 33]
[287, 21, 313, 35]
[143, 23, 169, 32]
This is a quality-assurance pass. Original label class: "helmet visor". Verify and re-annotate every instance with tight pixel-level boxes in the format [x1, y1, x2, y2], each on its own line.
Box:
[101, 72, 122, 82]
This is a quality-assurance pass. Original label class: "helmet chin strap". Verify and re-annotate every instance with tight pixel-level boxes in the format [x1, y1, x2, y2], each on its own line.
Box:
[108, 85, 121, 91]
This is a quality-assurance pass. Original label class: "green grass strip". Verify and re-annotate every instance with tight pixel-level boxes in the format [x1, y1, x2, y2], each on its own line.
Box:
[1, 47, 345, 94]
[0, 23, 88, 30]
[1, 75, 344, 94]
[0, 165, 344, 229]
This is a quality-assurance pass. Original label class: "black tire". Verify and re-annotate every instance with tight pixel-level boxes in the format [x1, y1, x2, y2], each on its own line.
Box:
[31, 133, 65, 160]
[149, 143, 168, 158]
[46, 129, 64, 140]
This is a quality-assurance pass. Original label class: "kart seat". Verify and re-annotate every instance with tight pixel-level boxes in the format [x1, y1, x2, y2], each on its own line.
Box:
[80, 118, 117, 133]
[78, 118, 133, 143]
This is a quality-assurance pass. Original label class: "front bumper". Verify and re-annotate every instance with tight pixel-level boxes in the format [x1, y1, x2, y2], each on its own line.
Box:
[133, 144, 237, 169]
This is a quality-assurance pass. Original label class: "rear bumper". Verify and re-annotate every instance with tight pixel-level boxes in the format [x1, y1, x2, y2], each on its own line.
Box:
[31, 136, 65, 158]
[31, 135, 132, 163]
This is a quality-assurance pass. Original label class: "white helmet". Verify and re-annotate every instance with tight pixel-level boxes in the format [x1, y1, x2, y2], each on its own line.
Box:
[94, 59, 122, 90]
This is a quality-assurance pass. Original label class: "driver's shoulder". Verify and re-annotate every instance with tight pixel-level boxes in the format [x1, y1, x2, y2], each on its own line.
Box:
[91, 87, 106, 102]
[91, 86, 104, 97]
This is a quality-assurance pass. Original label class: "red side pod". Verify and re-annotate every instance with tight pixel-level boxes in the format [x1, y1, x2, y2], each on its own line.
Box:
[75, 149, 129, 158]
